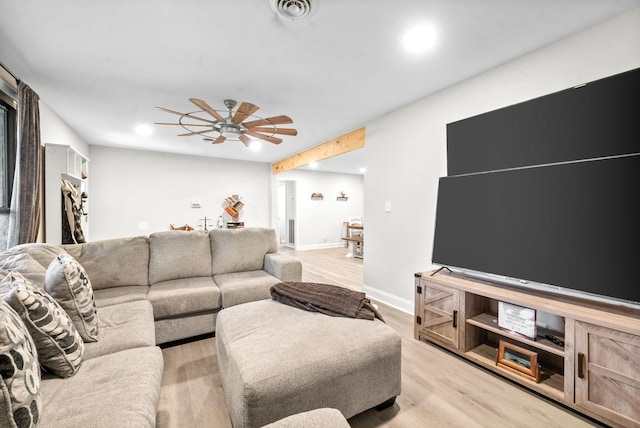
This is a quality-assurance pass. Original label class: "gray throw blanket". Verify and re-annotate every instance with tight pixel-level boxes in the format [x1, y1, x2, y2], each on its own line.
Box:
[270, 282, 384, 322]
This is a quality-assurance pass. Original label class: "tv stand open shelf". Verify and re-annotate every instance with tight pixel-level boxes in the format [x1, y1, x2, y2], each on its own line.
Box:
[414, 270, 640, 428]
[466, 312, 565, 356]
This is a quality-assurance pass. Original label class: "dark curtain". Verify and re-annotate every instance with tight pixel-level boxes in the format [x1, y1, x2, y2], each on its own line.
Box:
[7, 81, 42, 247]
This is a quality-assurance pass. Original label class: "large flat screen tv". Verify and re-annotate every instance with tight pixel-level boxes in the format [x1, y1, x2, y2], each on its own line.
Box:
[446, 67, 640, 175]
[432, 154, 640, 307]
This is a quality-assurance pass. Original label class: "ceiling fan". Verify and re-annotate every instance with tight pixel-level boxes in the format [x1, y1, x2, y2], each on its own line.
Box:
[155, 98, 297, 146]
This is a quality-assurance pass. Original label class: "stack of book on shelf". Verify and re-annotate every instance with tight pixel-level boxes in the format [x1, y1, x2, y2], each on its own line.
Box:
[224, 195, 245, 221]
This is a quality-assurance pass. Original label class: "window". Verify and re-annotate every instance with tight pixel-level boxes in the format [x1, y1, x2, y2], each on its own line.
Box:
[1, 98, 17, 211]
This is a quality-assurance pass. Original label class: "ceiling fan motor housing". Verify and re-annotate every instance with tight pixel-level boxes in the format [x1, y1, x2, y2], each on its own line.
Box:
[271, 0, 316, 22]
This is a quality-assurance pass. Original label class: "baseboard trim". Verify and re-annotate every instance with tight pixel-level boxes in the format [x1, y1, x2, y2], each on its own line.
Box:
[363, 285, 413, 315]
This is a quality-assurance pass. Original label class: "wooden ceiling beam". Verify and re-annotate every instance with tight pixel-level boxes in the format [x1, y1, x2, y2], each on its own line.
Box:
[272, 127, 365, 174]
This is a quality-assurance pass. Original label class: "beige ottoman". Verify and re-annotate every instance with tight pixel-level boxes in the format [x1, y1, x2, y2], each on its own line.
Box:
[261, 408, 349, 428]
[216, 299, 401, 428]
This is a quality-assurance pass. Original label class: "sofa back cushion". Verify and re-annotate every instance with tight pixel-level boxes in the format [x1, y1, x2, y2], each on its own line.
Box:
[210, 228, 277, 275]
[148, 230, 213, 285]
[62, 236, 150, 289]
[0, 253, 47, 288]
[5, 243, 67, 270]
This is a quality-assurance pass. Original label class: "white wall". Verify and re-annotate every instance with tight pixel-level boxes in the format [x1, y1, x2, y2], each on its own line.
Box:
[276, 169, 364, 250]
[88, 145, 271, 240]
[40, 101, 89, 157]
[363, 8, 640, 313]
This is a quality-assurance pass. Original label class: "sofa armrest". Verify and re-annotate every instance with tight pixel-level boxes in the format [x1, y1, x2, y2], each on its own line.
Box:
[264, 253, 302, 282]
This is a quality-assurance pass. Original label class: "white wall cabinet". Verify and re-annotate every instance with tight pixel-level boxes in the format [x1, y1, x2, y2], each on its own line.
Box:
[44, 143, 89, 244]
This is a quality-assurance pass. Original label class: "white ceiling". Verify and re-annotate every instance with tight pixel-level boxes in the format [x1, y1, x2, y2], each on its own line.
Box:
[1, 0, 638, 175]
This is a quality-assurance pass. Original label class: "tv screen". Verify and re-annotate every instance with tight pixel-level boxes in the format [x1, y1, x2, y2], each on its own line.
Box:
[446, 67, 640, 175]
[432, 154, 640, 305]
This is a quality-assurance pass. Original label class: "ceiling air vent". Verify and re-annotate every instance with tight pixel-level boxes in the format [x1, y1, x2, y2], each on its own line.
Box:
[270, 0, 316, 22]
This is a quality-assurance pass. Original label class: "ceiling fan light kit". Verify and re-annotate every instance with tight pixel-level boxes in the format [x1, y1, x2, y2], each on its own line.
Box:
[270, 0, 316, 22]
[155, 98, 297, 147]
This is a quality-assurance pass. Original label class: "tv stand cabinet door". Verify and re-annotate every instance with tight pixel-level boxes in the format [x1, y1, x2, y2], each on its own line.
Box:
[417, 279, 460, 350]
[574, 321, 640, 427]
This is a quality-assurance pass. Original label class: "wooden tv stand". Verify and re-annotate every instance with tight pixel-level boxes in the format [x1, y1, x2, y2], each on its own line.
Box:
[414, 270, 640, 428]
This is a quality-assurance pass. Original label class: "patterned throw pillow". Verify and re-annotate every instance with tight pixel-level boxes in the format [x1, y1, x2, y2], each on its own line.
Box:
[0, 301, 41, 428]
[45, 253, 99, 342]
[3, 272, 84, 378]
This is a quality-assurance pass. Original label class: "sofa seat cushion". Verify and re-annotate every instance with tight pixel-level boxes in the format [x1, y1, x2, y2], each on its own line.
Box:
[147, 277, 220, 319]
[83, 300, 156, 360]
[39, 346, 163, 428]
[214, 271, 281, 308]
[62, 236, 150, 290]
[93, 286, 149, 308]
[148, 230, 212, 285]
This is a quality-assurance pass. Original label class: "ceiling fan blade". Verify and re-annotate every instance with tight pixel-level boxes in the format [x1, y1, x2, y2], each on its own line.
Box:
[155, 106, 188, 116]
[177, 129, 216, 137]
[242, 115, 293, 128]
[239, 134, 252, 147]
[189, 98, 225, 122]
[203, 135, 226, 144]
[232, 102, 260, 124]
[156, 106, 216, 124]
[154, 122, 211, 127]
[247, 126, 298, 136]
[246, 130, 283, 145]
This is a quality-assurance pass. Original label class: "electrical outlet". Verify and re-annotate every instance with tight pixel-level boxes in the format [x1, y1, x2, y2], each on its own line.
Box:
[384, 200, 391, 212]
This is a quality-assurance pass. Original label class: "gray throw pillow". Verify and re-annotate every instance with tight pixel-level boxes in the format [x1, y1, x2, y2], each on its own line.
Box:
[0, 300, 41, 428]
[2, 272, 84, 378]
[45, 253, 99, 342]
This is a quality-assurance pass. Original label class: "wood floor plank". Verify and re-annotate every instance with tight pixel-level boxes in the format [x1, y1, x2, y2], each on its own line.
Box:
[157, 247, 603, 427]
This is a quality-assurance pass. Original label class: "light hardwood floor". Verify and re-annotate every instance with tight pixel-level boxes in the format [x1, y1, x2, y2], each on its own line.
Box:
[157, 247, 603, 428]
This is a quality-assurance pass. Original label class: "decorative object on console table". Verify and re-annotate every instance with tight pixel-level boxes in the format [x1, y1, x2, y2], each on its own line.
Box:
[336, 191, 348, 201]
[198, 216, 215, 231]
[498, 301, 537, 340]
[496, 340, 541, 383]
[223, 194, 244, 225]
[170, 224, 194, 231]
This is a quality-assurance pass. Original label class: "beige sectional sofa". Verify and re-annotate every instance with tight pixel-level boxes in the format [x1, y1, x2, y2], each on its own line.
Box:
[59, 227, 301, 344]
[0, 227, 302, 428]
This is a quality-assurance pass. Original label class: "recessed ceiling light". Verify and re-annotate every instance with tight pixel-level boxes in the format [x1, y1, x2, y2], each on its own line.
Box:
[309, 162, 319, 168]
[359, 167, 366, 174]
[249, 141, 262, 151]
[135, 124, 153, 137]
[402, 24, 437, 54]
